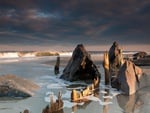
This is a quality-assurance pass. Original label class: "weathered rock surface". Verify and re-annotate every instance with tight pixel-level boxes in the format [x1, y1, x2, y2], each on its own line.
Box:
[133, 51, 147, 60]
[108, 41, 124, 80]
[116, 60, 150, 95]
[60, 44, 101, 81]
[0, 74, 39, 97]
[133, 55, 150, 66]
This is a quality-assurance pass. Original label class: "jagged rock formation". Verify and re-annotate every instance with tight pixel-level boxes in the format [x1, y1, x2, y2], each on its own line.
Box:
[0, 74, 39, 97]
[133, 51, 147, 60]
[103, 52, 110, 85]
[60, 44, 101, 82]
[108, 41, 124, 81]
[133, 52, 150, 66]
[42, 92, 64, 113]
[71, 77, 100, 102]
[103, 42, 150, 95]
[117, 60, 143, 95]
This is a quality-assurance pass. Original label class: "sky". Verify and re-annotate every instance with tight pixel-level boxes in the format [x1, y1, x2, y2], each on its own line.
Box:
[0, 0, 150, 51]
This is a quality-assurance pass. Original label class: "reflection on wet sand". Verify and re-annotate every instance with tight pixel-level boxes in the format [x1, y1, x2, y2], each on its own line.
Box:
[117, 87, 150, 113]
[103, 89, 110, 113]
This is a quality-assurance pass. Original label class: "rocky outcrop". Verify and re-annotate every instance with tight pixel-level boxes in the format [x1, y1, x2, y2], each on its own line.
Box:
[117, 61, 144, 95]
[103, 52, 110, 85]
[132, 52, 150, 66]
[133, 51, 147, 60]
[108, 42, 124, 81]
[103, 42, 150, 95]
[60, 44, 101, 82]
[0, 74, 39, 97]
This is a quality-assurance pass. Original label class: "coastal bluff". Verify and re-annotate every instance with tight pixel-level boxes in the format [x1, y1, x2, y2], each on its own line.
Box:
[0, 74, 39, 97]
[60, 44, 101, 82]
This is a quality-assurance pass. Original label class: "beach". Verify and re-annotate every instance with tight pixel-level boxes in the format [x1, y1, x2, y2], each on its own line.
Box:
[0, 52, 149, 113]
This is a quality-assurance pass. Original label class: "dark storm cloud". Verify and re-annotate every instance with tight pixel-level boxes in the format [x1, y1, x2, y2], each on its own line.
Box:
[0, 0, 149, 47]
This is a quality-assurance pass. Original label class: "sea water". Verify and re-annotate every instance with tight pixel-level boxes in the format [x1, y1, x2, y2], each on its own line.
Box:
[0, 54, 149, 113]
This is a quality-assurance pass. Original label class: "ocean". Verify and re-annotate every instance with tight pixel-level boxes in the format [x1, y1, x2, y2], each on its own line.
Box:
[0, 52, 149, 113]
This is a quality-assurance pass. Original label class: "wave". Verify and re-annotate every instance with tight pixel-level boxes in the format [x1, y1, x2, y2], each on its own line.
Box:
[0, 51, 72, 58]
[0, 51, 137, 59]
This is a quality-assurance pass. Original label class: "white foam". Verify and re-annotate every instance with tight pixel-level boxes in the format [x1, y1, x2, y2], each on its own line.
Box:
[59, 52, 72, 57]
[47, 83, 63, 89]
[63, 100, 77, 108]
[46, 91, 54, 96]
[62, 90, 72, 99]
[103, 95, 113, 99]
[85, 95, 100, 102]
[110, 90, 122, 97]
[67, 86, 85, 90]
[63, 100, 84, 108]
[99, 101, 113, 105]
[100, 90, 108, 94]
[44, 94, 57, 102]
[84, 95, 113, 106]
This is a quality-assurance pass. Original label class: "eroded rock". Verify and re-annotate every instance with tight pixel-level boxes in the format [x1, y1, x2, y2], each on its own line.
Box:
[60, 44, 101, 82]
[108, 41, 124, 81]
[117, 60, 147, 95]
[0, 74, 39, 97]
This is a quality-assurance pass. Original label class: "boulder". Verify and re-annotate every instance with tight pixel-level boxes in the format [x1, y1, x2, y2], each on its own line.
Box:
[60, 44, 101, 81]
[0, 74, 39, 97]
[117, 61, 143, 95]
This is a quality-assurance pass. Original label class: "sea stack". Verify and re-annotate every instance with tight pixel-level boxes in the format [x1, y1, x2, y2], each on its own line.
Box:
[60, 44, 101, 82]
[105, 42, 150, 95]
[108, 41, 124, 83]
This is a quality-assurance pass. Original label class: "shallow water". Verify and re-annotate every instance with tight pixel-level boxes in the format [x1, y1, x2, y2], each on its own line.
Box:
[0, 56, 149, 113]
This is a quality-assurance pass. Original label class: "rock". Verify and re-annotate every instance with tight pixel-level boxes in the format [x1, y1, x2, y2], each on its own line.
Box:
[23, 109, 29, 113]
[132, 52, 150, 66]
[0, 74, 39, 97]
[60, 44, 101, 81]
[133, 55, 150, 66]
[133, 51, 147, 60]
[108, 42, 124, 81]
[71, 78, 100, 102]
[117, 60, 146, 95]
[54, 56, 60, 75]
[42, 91, 64, 113]
[103, 51, 110, 85]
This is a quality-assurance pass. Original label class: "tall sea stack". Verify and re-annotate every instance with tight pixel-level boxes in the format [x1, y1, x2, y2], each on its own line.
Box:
[60, 44, 101, 82]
